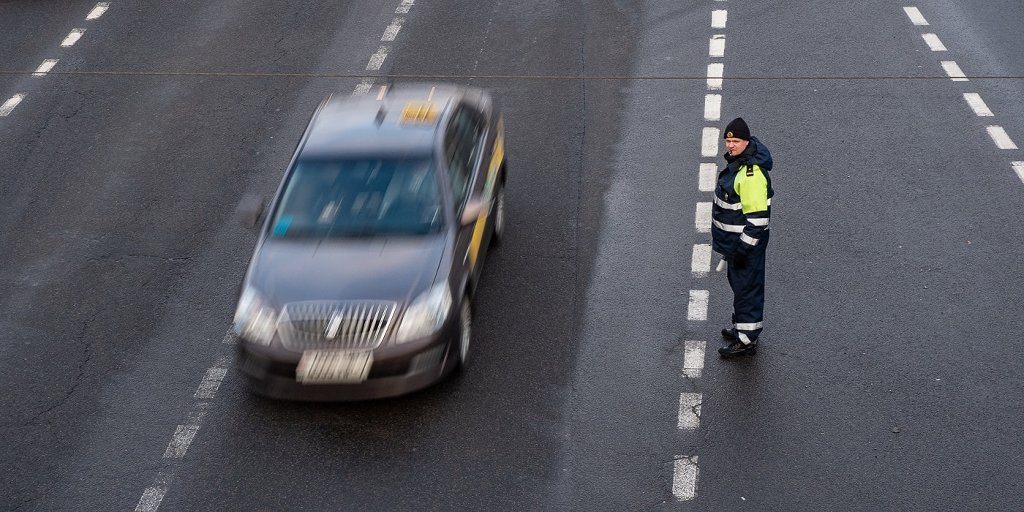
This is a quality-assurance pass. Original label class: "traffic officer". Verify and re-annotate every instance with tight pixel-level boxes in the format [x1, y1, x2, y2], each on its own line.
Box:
[712, 117, 773, 358]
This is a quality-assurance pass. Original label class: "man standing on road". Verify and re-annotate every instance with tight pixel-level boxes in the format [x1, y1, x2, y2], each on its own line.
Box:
[712, 117, 773, 358]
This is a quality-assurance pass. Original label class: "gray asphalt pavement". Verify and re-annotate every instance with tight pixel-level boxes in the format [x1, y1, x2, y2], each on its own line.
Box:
[1, 0, 1022, 511]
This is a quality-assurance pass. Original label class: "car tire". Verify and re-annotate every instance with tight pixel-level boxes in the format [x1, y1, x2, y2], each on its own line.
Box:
[456, 297, 472, 369]
[491, 184, 506, 247]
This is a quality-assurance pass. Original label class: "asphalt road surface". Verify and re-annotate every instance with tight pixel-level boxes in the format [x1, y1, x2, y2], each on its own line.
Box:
[1, 0, 1022, 510]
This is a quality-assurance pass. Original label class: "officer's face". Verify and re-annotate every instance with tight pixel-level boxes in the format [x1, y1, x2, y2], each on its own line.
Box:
[724, 137, 749, 156]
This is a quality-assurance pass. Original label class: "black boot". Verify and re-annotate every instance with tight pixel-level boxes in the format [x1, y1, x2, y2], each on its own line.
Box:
[721, 328, 738, 341]
[718, 340, 757, 358]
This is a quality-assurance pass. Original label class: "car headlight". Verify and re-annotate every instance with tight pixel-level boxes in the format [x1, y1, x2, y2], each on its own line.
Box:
[233, 286, 278, 346]
[395, 282, 452, 343]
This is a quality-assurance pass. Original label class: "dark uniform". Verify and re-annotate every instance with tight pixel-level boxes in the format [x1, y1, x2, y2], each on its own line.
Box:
[712, 119, 773, 357]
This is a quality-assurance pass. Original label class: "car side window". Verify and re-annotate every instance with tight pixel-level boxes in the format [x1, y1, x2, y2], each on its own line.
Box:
[445, 106, 483, 209]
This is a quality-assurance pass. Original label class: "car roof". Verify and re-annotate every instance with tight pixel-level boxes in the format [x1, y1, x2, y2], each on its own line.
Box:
[298, 84, 474, 160]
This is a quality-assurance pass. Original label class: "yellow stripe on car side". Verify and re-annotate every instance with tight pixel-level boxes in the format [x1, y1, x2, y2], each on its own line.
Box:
[468, 116, 505, 268]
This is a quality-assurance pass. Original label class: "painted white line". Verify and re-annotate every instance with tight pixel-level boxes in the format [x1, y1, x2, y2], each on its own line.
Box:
[903, 6, 929, 25]
[61, 29, 86, 47]
[921, 33, 947, 52]
[683, 340, 706, 379]
[963, 93, 994, 117]
[699, 163, 717, 191]
[678, 393, 702, 430]
[0, 94, 25, 117]
[706, 63, 724, 91]
[162, 403, 209, 459]
[33, 59, 58, 77]
[941, 61, 968, 81]
[134, 485, 168, 512]
[366, 46, 389, 71]
[987, 126, 1018, 150]
[194, 364, 229, 400]
[687, 290, 709, 321]
[709, 35, 726, 58]
[352, 80, 374, 95]
[86, 2, 110, 20]
[704, 94, 722, 121]
[695, 202, 712, 233]
[396, 0, 414, 14]
[1012, 162, 1024, 184]
[701, 127, 720, 157]
[711, 10, 727, 29]
[381, 17, 404, 42]
[673, 456, 699, 501]
[691, 244, 712, 276]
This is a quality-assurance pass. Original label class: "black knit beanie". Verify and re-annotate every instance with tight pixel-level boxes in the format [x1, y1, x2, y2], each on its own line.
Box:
[723, 117, 750, 140]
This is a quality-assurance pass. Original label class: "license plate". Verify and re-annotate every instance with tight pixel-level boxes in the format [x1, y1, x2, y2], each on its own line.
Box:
[296, 350, 373, 384]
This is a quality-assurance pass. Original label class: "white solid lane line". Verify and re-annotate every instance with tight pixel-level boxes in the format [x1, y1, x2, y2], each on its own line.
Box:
[941, 61, 968, 81]
[704, 94, 722, 121]
[699, 163, 717, 191]
[687, 290, 709, 321]
[367, 46, 389, 71]
[396, 0, 414, 14]
[33, 60, 59, 77]
[86, 2, 110, 20]
[682, 340, 706, 379]
[673, 456, 699, 501]
[0, 94, 25, 116]
[711, 10, 727, 29]
[382, 18, 404, 41]
[691, 243, 712, 276]
[61, 29, 85, 47]
[963, 93, 994, 117]
[1012, 162, 1024, 184]
[701, 127, 720, 157]
[986, 126, 1018, 150]
[695, 202, 712, 233]
[903, 6, 929, 26]
[707, 63, 724, 91]
[678, 393, 702, 430]
[709, 35, 726, 58]
[921, 33, 947, 51]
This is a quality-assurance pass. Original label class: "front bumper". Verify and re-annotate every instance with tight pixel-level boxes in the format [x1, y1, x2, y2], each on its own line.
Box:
[236, 318, 459, 401]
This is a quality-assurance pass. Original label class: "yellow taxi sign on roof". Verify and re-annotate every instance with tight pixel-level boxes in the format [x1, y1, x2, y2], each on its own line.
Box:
[399, 101, 438, 124]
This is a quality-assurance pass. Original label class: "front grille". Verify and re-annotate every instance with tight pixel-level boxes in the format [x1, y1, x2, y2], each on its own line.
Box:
[277, 301, 398, 351]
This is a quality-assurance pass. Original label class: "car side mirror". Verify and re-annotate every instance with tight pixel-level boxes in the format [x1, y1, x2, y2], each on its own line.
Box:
[460, 198, 487, 226]
[235, 193, 265, 229]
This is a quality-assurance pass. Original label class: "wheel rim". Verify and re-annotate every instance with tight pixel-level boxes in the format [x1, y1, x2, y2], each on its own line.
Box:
[494, 189, 505, 237]
[459, 301, 471, 364]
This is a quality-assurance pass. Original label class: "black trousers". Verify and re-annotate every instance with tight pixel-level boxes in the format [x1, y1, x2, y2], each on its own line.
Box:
[727, 233, 768, 343]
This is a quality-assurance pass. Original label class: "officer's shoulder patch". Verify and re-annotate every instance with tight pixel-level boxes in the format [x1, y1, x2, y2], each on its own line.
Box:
[745, 165, 754, 177]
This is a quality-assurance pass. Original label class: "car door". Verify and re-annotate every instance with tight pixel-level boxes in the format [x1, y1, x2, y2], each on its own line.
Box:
[445, 104, 485, 292]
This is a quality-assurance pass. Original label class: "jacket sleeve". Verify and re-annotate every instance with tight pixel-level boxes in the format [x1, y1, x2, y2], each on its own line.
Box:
[735, 165, 769, 253]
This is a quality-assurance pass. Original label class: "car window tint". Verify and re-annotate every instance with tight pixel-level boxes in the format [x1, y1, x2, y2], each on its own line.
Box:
[446, 106, 483, 208]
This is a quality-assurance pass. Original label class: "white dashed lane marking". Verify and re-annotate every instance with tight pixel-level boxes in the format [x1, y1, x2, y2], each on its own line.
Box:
[699, 163, 717, 192]
[162, 403, 209, 459]
[673, 456, 699, 501]
[706, 63, 724, 91]
[1013, 162, 1024, 184]
[687, 290, 709, 321]
[381, 18, 404, 41]
[704, 94, 721, 121]
[86, 2, 110, 20]
[963, 93, 994, 117]
[677, 393, 702, 430]
[701, 127, 720, 157]
[709, 34, 726, 58]
[711, 10, 727, 29]
[691, 244, 712, 276]
[33, 60, 59, 77]
[921, 33, 947, 51]
[903, 6, 929, 25]
[694, 202, 712, 233]
[134, 472, 172, 512]
[61, 28, 85, 47]
[366, 46, 389, 71]
[0, 94, 25, 116]
[987, 126, 1018, 150]
[396, 0, 414, 14]
[682, 340, 706, 379]
[941, 61, 968, 81]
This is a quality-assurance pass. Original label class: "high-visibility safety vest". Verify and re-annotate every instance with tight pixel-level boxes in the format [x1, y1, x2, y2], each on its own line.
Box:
[711, 145, 774, 257]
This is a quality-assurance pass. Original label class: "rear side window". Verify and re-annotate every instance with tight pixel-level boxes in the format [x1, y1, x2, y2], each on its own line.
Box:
[444, 106, 483, 208]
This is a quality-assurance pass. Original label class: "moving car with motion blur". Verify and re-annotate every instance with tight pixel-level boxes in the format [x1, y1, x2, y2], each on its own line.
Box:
[232, 84, 507, 400]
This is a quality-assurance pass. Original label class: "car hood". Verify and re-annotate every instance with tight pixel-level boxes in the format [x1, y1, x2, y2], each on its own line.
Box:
[245, 234, 447, 307]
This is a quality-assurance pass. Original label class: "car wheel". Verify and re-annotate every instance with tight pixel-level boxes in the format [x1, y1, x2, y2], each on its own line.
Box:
[491, 185, 506, 246]
[457, 297, 472, 368]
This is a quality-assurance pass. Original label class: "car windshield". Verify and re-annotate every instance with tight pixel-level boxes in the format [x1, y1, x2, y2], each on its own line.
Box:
[270, 158, 443, 238]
